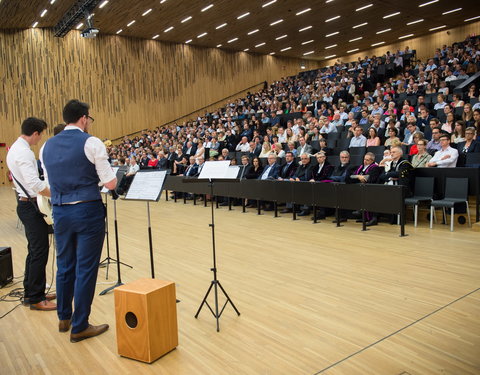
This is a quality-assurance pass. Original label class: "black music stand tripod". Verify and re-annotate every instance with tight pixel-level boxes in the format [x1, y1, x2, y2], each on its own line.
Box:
[100, 190, 129, 295]
[193, 178, 240, 332]
[99, 191, 132, 280]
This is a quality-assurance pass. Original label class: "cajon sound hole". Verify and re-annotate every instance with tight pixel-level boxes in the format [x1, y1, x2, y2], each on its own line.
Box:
[125, 312, 138, 328]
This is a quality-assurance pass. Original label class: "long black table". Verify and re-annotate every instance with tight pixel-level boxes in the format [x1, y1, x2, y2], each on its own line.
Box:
[164, 177, 407, 236]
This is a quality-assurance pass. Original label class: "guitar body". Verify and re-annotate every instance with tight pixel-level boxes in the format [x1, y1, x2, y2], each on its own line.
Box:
[37, 195, 53, 225]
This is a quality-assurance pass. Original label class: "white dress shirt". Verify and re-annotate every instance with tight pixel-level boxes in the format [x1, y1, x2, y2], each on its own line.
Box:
[7, 137, 47, 198]
[430, 147, 459, 168]
[40, 125, 116, 186]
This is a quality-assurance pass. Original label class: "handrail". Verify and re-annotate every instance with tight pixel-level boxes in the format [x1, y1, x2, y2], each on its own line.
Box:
[111, 81, 266, 142]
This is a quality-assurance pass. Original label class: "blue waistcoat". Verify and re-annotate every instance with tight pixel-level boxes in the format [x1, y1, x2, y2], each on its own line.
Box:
[43, 129, 100, 205]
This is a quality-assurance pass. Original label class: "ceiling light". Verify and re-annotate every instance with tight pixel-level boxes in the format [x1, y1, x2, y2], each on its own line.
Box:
[419, 0, 438, 7]
[50, 0, 56, 3]
[32, 21, 39, 28]
[262, 0, 277, 7]
[142, 9, 152, 16]
[371, 41, 385, 46]
[164, 26, 173, 32]
[181, 16, 192, 23]
[76, 23, 83, 30]
[269, 52, 275, 55]
[40, 9, 47, 17]
[376, 28, 391, 34]
[349, 37, 363, 42]
[429, 25, 446, 31]
[356, 4, 373, 11]
[116, 29, 122, 34]
[325, 54, 336, 59]
[303, 51, 314, 55]
[197, 32, 207, 38]
[185, 39, 192, 43]
[152, 34, 159, 39]
[216, 23, 227, 30]
[237, 12, 250, 19]
[270, 19, 283, 26]
[299, 25, 312, 32]
[442, 8, 462, 15]
[347, 48, 359, 53]
[302, 40, 314, 45]
[325, 44, 337, 49]
[326, 0, 334, 2]
[201, 4, 214, 12]
[276, 34, 287, 40]
[280, 47, 292, 51]
[325, 15, 340, 22]
[243, 48, 249, 51]
[99, 0, 108, 9]
[217, 44, 222, 48]
[383, 12, 400, 18]
[255, 42, 266, 47]
[464, 16, 480, 22]
[127, 20, 135, 27]
[160, 0, 167, 3]
[352, 22, 368, 28]
[399, 34, 414, 39]
[248, 29, 259, 35]
[407, 19, 424, 25]
[228, 37, 238, 43]
[326, 31, 339, 37]
[296, 8, 311, 15]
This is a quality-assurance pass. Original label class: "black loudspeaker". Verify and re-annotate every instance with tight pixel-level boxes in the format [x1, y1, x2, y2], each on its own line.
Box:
[0, 247, 14, 287]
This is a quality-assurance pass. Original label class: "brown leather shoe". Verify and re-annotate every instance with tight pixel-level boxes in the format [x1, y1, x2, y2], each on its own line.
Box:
[59, 319, 71, 332]
[30, 300, 57, 311]
[70, 324, 109, 343]
[46, 293, 56, 301]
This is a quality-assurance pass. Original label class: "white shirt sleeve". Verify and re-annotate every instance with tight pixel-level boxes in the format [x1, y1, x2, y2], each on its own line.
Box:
[84, 137, 116, 184]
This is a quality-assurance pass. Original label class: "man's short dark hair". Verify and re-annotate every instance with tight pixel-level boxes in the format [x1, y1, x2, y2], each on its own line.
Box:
[439, 133, 450, 140]
[53, 123, 66, 136]
[21, 117, 47, 136]
[285, 151, 294, 157]
[63, 99, 89, 124]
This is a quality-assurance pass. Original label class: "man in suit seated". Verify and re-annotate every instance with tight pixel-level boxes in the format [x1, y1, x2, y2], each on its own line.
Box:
[330, 151, 352, 183]
[281, 153, 313, 215]
[296, 137, 313, 156]
[277, 151, 298, 180]
[258, 153, 279, 211]
[348, 152, 381, 226]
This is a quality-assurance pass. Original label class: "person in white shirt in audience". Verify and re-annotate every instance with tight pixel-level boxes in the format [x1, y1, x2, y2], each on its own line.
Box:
[349, 126, 367, 148]
[235, 136, 250, 152]
[426, 134, 459, 168]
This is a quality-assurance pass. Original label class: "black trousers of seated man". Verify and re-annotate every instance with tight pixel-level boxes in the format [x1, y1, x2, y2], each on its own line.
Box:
[17, 201, 50, 304]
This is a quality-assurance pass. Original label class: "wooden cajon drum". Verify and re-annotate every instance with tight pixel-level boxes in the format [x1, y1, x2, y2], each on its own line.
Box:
[114, 278, 178, 363]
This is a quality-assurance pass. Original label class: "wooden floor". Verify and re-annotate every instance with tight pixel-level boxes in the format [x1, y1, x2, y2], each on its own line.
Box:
[0, 186, 479, 375]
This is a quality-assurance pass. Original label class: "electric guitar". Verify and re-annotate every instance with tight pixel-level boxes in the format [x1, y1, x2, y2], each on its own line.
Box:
[37, 195, 53, 225]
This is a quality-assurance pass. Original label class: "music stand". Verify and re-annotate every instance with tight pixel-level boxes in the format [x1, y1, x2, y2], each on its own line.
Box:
[99, 166, 132, 278]
[123, 170, 167, 279]
[186, 161, 241, 332]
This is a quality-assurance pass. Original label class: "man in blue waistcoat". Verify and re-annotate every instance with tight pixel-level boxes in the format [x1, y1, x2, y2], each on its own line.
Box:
[41, 99, 117, 342]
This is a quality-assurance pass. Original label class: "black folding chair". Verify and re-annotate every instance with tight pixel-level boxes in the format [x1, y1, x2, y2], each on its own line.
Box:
[404, 177, 434, 227]
[430, 178, 471, 231]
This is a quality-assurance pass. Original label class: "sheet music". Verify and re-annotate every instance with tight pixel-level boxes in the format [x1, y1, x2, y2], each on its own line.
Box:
[101, 167, 119, 193]
[225, 166, 240, 179]
[125, 170, 167, 201]
[198, 160, 233, 179]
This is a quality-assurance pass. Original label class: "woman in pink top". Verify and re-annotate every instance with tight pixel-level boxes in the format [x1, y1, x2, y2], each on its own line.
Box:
[366, 128, 381, 147]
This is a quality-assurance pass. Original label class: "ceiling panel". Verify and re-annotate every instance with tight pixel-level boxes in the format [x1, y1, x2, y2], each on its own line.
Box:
[1, 0, 479, 61]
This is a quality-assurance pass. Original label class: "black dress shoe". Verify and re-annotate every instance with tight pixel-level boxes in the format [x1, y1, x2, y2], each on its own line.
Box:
[297, 210, 310, 216]
[263, 207, 274, 211]
[219, 202, 229, 206]
[281, 208, 292, 213]
[366, 218, 378, 226]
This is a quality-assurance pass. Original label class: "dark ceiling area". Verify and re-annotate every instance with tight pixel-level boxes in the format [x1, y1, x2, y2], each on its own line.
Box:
[1, 0, 479, 60]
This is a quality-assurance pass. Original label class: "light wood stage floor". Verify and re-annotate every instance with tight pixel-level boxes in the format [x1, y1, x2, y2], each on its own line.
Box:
[0, 186, 479, 375]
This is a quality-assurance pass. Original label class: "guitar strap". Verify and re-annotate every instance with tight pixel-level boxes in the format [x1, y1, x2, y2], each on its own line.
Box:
[11, 173, 41, 215]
